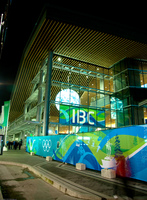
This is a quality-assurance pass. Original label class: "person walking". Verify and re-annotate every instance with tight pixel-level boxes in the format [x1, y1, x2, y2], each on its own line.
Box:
[13, 140, 15, 149]
[113, 155, 133, 199]
[19, 139, 23, 150]
[7, 140, 11, 150]
[14, 141, 18, 150]
[10, 141, 13, 149]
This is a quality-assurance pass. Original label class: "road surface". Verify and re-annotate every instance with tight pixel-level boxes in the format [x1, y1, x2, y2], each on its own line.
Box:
[0, 164, 83, 200]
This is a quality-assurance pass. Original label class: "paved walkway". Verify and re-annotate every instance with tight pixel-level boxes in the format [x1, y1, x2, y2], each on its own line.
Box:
[0, 149, 147, 200]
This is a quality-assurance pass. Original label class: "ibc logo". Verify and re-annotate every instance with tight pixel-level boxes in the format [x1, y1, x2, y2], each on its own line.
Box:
[72, 109, 94, 125]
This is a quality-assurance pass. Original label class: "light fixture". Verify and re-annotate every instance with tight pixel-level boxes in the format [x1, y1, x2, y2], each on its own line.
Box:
[57, 57, 62, 62]
[55, 89, 80, 110]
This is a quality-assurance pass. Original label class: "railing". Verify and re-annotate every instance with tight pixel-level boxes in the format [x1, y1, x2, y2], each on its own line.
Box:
[8, 115, 25, 131]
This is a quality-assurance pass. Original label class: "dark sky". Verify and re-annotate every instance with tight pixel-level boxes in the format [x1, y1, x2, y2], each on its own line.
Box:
[0, 1, 146, 108]
[0, 0, 43, 107]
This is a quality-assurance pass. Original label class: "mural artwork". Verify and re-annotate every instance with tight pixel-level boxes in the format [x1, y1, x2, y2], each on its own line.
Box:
[26, 125, 147, 182]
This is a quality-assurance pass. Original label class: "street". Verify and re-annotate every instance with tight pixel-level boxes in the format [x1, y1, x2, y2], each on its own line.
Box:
[0, 165, 83, 200]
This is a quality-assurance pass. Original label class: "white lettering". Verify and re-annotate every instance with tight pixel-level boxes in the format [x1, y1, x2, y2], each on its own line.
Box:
[79, 110, 86, 124]
[88, 111, 94, 125]
[72, 109, 95, 125]
[77, 110, 80, 123]
[72, 109, 75, 123]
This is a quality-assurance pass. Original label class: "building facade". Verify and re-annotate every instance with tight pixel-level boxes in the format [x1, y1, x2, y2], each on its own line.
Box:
[8, 54, 147, 141]
[7, 6, 147, 142]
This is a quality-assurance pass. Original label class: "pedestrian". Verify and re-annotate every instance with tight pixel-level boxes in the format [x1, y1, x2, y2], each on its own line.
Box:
[113, 155, 133, 199]
[14, 141, 18, 150]
[7, 140, 11, 150]
[19, 139, 23, 150]
[13, 141, 15, 149]
[10, 141, 13, 149]
[6, 140, 9, 148]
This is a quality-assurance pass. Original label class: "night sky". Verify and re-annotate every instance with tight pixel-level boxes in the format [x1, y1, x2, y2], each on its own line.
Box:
[0, 0, 43, 107]
[0, 1, 146, 108]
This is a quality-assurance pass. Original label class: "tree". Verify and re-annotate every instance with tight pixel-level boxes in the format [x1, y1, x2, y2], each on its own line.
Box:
[114, 134, 122, 158]
[133, 136, 138, 146]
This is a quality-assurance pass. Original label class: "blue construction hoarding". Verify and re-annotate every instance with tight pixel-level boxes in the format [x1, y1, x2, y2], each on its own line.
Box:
[26, 125, 147, 182]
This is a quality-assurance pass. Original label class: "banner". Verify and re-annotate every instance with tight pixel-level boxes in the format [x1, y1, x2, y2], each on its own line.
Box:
[0, 101, 10, 128]
[59, 105, 105, 127]
[0, 137, 1, 154]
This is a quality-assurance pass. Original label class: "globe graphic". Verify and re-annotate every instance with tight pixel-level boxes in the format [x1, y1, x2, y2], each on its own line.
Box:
[55, 89, 80, 110]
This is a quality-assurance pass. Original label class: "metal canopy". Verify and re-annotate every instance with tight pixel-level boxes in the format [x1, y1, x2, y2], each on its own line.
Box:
[8, 120, 43, 135]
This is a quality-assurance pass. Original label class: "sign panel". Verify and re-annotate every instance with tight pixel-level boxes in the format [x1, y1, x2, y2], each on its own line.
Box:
[0, 135, 4, 155]
[59, 105, 105, 127]
[0, 137, 1, 154]
[0, 101, 10, 128]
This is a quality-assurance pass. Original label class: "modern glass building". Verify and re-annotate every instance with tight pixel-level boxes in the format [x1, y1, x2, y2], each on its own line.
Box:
[7, 5, 147, 141]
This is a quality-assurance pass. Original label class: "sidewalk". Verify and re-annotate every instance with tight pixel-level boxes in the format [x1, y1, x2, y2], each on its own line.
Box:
[0, 149, 147, 200]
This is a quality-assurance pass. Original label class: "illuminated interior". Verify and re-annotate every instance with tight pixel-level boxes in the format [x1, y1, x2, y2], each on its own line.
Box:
[45, 56, 147, 134]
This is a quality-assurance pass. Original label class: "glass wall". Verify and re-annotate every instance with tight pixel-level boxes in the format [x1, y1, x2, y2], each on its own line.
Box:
[111, 58, 147, 127]
[46, 56, 147, 134]
[48, 55, 114, 134]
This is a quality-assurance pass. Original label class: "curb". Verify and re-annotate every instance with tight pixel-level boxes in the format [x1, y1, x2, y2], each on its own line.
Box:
[0, 161, 114, 200]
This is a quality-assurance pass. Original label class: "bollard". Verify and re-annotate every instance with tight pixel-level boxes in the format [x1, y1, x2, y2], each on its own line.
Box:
[46, 156, 52, 161]
[101, 168, 116, 178]
[76, 163, 86, 170]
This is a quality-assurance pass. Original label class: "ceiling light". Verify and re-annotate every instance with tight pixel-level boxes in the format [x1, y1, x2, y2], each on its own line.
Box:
[57, 57, 61, 62]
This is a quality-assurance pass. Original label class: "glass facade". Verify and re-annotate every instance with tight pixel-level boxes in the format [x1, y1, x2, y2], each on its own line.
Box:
[46, 56, 147, 135]
[111, 58, 147, 127]
[48, 55, 114, 134]
[24, 56, 147, 136]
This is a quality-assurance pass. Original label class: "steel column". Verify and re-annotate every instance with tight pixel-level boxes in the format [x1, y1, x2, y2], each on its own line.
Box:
[43, 51, 53, 136]
[35, 69, 44, 136]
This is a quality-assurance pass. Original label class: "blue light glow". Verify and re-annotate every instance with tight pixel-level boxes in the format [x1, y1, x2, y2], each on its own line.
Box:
[110, 97, 123, 119]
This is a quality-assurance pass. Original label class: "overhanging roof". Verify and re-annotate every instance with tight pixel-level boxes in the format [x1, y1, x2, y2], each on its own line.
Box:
[25, 8, 147, 68]
[9, 6, 147, 122]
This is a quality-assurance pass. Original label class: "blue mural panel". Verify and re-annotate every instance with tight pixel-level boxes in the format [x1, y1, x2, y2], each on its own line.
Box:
[26, 135, 65, 158]
[26, 125, 147, 182]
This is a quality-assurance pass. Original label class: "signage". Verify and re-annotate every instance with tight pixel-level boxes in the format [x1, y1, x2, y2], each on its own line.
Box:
[0, 135, 3, 155]
[0, 137, 1, 154]
[0, 101, 10, 128]
[59, 105, 105, 127]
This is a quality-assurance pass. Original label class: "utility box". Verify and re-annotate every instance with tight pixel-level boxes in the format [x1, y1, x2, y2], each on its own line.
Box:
[76, 163, 86, 170]
[46, 156, 52, 161]
[101, 168, 116, 179]
[30, 152, 35, 156]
